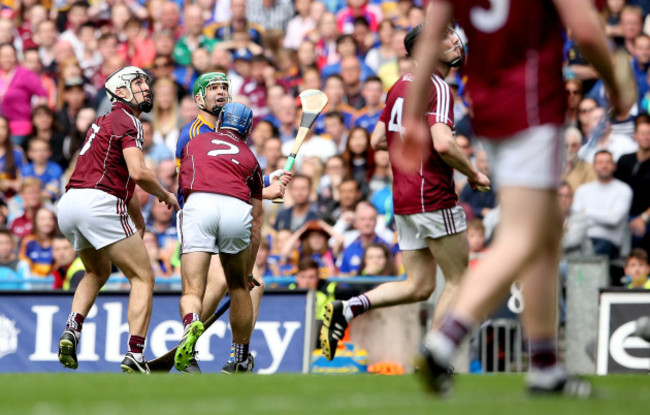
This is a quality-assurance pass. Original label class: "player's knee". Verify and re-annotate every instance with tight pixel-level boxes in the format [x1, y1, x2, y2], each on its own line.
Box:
[406, 278, 435, 301]
[227, 275, 249, 291]
[412, 285, 435, 302]
[86, 270, 111, 286]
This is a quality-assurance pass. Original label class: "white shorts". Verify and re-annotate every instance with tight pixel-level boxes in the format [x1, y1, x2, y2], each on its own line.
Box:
[479, 124, 564, 190]
[180, 192, 253, 255]
[395, 205, 467, 250]
[57, 188, 136, 251]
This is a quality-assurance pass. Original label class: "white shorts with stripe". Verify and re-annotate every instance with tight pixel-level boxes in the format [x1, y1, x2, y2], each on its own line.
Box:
[180, 192, 253, 255]
[480, 124, 564, 190]
[57, 188, 136, 251]
[395, 205, 467, 251]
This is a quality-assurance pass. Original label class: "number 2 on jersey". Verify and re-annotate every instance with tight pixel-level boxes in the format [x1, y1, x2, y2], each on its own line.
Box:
[207, 139, 240, 157]
[388, 97, 405, 135]
[79, 123, 100, 156]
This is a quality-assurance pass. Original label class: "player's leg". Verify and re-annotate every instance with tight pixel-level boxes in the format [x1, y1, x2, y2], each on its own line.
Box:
[179, 252, 211, 317]
[102, 234, 155, 373]
[517, 219, 588, 395]
[320, 214, 439, 360]
[320, 247, 436, 360]
[219, 246, 254, 373]
[215, 194, 255, 373]
[417, 125, 591, 395]
[175, 251, 211, 372]
[418, 188, 560, 394]
[58, 247, 112, 370]
[425, 230, 469, 329]
[202, 259, 264, 322]
[174, 194, 223, 373]
[199, 255, 228, 320]
[250, 264, 265, 328]
[56, 189, 115, 370]
[366, 249, 437, 306]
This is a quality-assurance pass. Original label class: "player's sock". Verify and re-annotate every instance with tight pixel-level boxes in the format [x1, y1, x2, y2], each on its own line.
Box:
[65, 312, 85, 340]
[128, 335, 146, 363]
[426, 313, 473, 363]
[233, 343, 249, 363]
[529, 338, 558, 370]
[343, 295, 371, 322]
[227, 343, 236, 363]
[182, 312, 200, 329]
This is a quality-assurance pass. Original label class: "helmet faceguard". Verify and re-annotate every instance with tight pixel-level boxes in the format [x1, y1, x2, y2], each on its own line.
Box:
[194, 72, 231, 116]
[105, 66, 154, 113]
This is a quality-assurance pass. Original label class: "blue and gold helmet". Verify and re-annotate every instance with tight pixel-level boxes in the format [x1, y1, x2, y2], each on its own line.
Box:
[218, 102, 253, 137]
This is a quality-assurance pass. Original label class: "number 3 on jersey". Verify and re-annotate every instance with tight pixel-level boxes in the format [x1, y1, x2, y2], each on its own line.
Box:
[388, 97, 405, 135]
[79, 123, 100, 156]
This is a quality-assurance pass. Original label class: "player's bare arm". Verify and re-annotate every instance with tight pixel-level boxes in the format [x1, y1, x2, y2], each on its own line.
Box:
[430, 123, 490, 190]
[553, 0, 634, 117]
[127, 192, 146, 237]
[123, 147, 180, 210]
[370, 120, 388, 150]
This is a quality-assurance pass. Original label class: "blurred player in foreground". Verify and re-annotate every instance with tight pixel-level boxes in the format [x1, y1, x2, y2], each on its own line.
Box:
[174, 102, 263, 374]
[174, 73, 291, 373]
[319, 25, 489, 361]
[405, 0, 634, 396]
[57, 66, 179, 373]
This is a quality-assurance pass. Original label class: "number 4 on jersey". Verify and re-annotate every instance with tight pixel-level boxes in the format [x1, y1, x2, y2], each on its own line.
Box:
[388, 97, 405, 135]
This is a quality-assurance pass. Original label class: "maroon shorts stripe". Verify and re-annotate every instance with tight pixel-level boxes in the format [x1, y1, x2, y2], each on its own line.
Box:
[123, 200, 134, 237]
[449, 208, 457, 234]
[117, 200, 128, 236]
[442, 208, 450, 235]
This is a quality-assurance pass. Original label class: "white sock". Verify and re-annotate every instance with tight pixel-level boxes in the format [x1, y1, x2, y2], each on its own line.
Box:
[129, 352, 144, 363]
[424, 331, 455, 364]
[342, 301, 354, 322]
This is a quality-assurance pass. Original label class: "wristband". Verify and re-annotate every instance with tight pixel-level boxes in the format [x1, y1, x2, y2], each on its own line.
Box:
[641, 212, 649, 222]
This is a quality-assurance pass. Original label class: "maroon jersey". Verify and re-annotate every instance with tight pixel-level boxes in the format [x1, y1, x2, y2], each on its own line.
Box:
[178, 130, 263, 203]
[430, 0, 566, 138]
[379, 73, 458, 215]
[66, 102, 143, 202]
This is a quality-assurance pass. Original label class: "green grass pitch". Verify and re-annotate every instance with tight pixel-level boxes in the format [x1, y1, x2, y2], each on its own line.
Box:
[0, 374, 648, 415]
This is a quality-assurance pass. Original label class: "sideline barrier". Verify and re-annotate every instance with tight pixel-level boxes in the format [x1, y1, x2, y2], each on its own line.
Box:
[596, 289, 650, 374]
[565, 257, 610, 374]
[0, 275, 406, 291]
[0, 290, 313, 373]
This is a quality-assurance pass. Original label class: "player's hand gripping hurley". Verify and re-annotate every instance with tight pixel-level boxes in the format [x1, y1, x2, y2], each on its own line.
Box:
[272, 89, 328, 203]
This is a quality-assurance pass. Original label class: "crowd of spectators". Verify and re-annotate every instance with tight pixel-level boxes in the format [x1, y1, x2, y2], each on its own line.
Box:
[0, 0, 648, 293]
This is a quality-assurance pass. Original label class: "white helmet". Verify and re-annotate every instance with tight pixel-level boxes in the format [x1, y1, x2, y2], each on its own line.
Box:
[105, 66, 154, 112]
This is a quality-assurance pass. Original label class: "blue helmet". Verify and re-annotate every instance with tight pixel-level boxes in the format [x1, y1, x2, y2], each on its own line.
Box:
[218, 102, 254, 137]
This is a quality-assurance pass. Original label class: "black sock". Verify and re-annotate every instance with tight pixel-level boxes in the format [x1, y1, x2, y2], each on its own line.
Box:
[233, 343, 249, 363]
